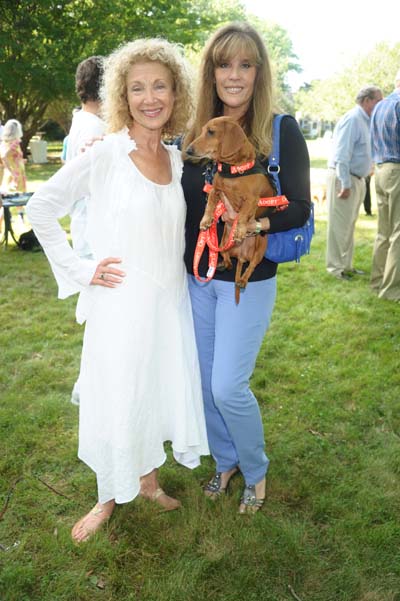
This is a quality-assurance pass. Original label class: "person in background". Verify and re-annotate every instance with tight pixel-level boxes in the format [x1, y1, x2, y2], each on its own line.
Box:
[60, 134, 69, 164]
[0, 121, 3, 229]
[182, 22, 311, 513]
[0, 118, 27, 223]
[67, 57, 106, 405]
[0, 118, 4, 187]
[370, 70, 400, 301]
[67, 56, 106, 258]
[325, 86, 382, 280]
[27, 38, 209, 543]
[0, 118, 27, 194]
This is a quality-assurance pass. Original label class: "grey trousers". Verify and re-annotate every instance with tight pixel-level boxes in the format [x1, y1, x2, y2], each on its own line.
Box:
[326, 169, 366, 276]
[370, 162, 400, 301]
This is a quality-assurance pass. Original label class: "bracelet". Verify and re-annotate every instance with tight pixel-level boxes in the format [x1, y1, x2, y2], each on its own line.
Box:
[254, 220, 262, 235]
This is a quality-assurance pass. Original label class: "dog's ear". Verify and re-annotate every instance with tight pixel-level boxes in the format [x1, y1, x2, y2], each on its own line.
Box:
[219, 121, 251, 163]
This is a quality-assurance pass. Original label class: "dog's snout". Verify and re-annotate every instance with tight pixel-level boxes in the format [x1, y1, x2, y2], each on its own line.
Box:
[186, 145, 194, 156]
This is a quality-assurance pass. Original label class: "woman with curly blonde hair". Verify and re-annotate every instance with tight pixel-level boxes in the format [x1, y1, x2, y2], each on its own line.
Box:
[27, 38, 208, 542]
[102, 38, 193, 136]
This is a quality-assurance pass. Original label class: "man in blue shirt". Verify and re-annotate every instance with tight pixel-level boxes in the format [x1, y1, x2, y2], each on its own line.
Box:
[370, 70, 400, 301]
[326, 86, 383, 280]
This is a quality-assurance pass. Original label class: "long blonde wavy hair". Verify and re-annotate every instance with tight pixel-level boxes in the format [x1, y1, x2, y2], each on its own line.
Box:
[101, 38, 193, 138]
[183, 22, 276, 159]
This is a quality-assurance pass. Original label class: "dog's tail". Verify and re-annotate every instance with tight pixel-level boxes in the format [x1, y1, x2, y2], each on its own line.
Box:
[234, 260, 244, 305]
[235, 284, 241, 305]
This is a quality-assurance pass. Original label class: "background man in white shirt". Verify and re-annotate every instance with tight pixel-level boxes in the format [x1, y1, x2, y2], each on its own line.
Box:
[67, 56, 106, 404]
[67, 56, 106, 259]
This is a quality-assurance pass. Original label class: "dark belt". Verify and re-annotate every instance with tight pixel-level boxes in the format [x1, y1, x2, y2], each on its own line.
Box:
[329, 167, 364, 180]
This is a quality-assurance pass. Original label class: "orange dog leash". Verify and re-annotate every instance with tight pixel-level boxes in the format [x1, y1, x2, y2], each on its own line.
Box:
[193, 190, 289, 283]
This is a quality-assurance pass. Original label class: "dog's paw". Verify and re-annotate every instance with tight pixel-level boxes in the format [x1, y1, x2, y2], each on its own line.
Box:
[220, 258, 233, 270]
[237, 279, 248, 290]
[199, 218, 213, 231]
[234, 224, 247, 242]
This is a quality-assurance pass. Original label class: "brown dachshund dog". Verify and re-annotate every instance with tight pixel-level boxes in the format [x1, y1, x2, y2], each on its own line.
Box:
[186, 116, 277, 302]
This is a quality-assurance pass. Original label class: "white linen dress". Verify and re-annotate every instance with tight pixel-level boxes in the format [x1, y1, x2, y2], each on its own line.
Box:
[26, 129, 209, 504]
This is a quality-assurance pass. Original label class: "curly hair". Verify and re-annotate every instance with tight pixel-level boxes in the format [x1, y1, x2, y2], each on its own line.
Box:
[101, 38, 194, 137]
[2, 119, 23, 141]
[75, 56, 104, 103]
[183, 22, 276, 159]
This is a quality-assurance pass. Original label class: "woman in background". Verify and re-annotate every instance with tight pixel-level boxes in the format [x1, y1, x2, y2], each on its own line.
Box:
[0, 119, 27, 194]
[0, 118, 27, 225]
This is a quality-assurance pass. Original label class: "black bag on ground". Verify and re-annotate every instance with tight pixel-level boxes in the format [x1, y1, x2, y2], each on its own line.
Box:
[19, 229, 42, 251]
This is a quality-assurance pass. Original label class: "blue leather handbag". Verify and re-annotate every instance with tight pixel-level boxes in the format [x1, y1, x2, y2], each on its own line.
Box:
[264, 114, 314, 263]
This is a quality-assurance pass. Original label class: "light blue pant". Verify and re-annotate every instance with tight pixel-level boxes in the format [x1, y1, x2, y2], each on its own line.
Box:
[188, 275, 277, 485]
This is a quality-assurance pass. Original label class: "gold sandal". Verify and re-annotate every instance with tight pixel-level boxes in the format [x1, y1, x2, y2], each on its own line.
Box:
[71, 502, 114, 543]
[140, 487, 181, 511]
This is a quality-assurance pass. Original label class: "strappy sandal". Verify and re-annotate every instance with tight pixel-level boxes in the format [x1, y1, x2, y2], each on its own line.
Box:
[140, 487, 181, 512]
[203, 467, 239, 500]
[71, 502, 114, 543]
[239, 484, 265, 514]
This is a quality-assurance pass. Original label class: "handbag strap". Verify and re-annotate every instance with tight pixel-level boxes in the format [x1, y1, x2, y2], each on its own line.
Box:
[267, 114, 286, 195]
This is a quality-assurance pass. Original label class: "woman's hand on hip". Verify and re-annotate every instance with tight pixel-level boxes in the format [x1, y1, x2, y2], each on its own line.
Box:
[91, 257, 125, 287]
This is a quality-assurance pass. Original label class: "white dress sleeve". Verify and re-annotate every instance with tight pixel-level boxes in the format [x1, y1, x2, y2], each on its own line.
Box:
[26, 151, 97, 299]
[167, 144, 184, 179]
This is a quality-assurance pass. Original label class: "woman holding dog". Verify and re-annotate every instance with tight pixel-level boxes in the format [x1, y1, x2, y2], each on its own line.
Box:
[182, 22, 311, 513]
[27, 39, 209, 542]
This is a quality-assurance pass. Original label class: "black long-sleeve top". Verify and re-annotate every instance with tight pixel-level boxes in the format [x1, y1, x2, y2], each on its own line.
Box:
[182, 115, 311, 281]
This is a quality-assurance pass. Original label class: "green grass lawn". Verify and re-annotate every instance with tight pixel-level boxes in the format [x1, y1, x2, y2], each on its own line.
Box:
[1, 150, 399, 601]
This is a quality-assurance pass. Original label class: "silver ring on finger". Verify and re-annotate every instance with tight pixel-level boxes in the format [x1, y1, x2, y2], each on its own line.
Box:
[99, 273, 105, 280]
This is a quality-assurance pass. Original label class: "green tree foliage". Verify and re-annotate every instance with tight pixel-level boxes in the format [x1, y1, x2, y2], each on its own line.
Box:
[247, 16, 301, 113]
[0, 0, 245, 151]
[295, 42, 400, 122]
